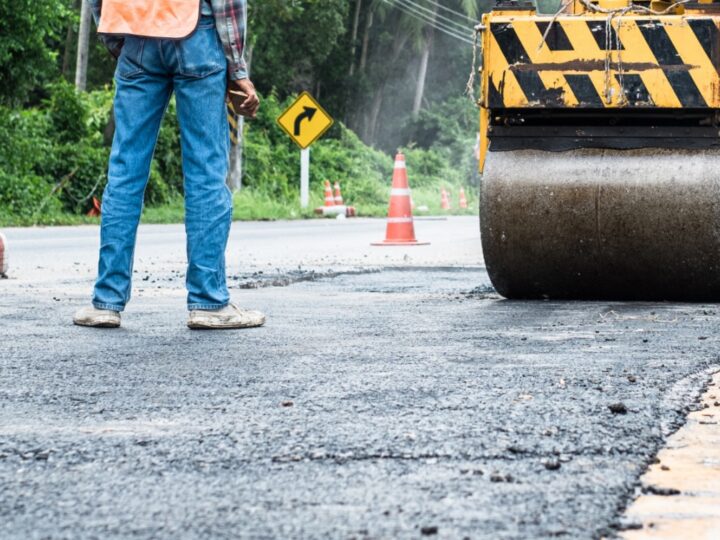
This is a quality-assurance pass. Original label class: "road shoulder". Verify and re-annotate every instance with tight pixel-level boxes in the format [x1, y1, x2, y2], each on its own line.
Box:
[621, 371, 720, 538]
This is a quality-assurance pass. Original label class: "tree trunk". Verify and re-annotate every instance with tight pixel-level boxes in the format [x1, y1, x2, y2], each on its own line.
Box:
[62, 1, 79, 81]
[246, 43, 254, 74]
[361, 29, 409, 144]
[367, 83, 385, 143]
[412, 5, 437, 115]
[349, 0, 363, 77]
[359, 9, 373, 73]
[413, 42, 431, 114]
[75, 0, 93, 91]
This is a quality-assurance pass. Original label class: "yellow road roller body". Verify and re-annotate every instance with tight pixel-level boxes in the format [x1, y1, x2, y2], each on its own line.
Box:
[478, 0, 720, 300]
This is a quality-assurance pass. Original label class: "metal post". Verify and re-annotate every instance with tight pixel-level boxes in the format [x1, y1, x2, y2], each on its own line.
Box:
[75, 0, 93, 91]
[300, 147, 310, 208]
[228, 115, 244, 191]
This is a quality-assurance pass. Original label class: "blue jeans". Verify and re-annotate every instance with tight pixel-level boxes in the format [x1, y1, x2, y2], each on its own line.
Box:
[93, 16, 232, 312]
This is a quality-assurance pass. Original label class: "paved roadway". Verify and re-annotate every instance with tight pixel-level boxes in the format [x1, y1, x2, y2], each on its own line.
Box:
[0, 217, 718, 539]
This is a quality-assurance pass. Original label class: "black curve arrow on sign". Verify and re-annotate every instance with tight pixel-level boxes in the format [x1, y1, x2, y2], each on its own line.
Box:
[294, 106, 317, 136]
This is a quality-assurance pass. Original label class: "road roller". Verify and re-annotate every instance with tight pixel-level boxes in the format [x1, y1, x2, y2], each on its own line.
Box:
[478, 0, 720, 300]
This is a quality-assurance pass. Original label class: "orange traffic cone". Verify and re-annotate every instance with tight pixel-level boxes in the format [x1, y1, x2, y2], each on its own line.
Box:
[459, 188, 468, 209]
[316, 180, 356, 217]
[372, 154, 429, 246]
[333, 182, 344, 205]
[441, 188, 451, 211]
[86, 197, 102, 217]
[323, 180, 335, 207]
[0, 232, 7, 276]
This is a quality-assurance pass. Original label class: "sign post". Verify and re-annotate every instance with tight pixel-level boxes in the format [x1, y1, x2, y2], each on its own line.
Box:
[300, 147, 310, 208]
[277, 92, 334, 208]
[227, 105, 244, 192]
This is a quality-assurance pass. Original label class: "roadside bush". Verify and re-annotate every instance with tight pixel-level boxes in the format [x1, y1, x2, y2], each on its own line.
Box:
[0, 107, 55, 219]
[37, 83, 110, 213]
[0, 171, 59, 220]
[146, 164, 172, 206]
[0, 86, 473, 225]
[155, 98, 184, 195]
[47, 81, 89, 143]
[311, 128, 390, 206]
[400, 147, 463, 189]
[403, 97, 478, 188]
[47, 142, 108, 213]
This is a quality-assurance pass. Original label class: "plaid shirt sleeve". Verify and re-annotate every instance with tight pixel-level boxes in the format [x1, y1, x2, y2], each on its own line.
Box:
[87, 0, 124, 59]
[210, 0, 249, 80]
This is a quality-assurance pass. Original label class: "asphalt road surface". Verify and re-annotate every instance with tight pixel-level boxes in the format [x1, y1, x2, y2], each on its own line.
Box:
[1, 217, 718, 539]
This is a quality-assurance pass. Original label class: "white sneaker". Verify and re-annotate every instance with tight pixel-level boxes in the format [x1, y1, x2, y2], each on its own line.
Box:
[73, 306, 121, 328]
[187, 303, 266, 330]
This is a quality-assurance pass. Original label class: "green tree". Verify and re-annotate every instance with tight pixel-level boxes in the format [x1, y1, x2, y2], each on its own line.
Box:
[249, 1, 349, 96]
[343, 1, 487, 147]
[412, 1, 479, 114]
[0, 0, 72, 106]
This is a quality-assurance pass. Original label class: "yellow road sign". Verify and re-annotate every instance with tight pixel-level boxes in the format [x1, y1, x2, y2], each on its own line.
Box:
[277, 92, 334, 150]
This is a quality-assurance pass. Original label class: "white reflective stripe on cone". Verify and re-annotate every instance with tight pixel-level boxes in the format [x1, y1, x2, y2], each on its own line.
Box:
[391, 188, 411, 196]
[394, 161, 406, 169]
[386, 217, 413, 223]
[320, 205, 347, 216]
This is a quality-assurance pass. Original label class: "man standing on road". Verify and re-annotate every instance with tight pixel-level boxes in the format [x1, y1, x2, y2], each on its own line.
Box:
[74, 0, 265, 330]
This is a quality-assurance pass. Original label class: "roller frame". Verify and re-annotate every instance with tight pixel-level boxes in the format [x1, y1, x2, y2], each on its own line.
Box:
[478, 2, 720, 300]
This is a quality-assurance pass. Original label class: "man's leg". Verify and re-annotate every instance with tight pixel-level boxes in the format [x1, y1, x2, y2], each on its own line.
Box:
[173, 56, 232, 310]
[92, 40, 173, 311]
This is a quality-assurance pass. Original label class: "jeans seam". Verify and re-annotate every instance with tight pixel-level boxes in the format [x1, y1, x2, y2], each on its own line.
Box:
[188, 302, 229, 311]
[118, 39, 146, 79]
[93, 302, 125, 312]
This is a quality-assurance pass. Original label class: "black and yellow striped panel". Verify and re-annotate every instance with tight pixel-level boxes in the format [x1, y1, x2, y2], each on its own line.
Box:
[482, 13, 720, 109]
[227, 104, 240, 145]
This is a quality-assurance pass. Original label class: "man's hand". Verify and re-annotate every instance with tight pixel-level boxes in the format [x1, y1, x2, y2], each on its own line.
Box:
[228, 79, 260, 118]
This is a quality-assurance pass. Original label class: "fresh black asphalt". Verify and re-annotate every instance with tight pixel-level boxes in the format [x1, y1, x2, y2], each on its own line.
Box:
[1, 268, 717, 539]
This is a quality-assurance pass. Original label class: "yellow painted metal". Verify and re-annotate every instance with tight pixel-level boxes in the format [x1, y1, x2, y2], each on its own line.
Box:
[481, 10, 720, 109]
[598, 0, 629, 9]
[227, 105, 239, 146]
[478, 6, 720, 300]
[489, 9, 536, 16]
[478, 107, 490, 173]
[570, 0, 587, 14]
[649, 1, 684, 13]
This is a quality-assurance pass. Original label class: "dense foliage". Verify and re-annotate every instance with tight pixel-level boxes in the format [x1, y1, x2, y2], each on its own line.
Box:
[0, 0, 485, 224]
[0, 0, 72, 106]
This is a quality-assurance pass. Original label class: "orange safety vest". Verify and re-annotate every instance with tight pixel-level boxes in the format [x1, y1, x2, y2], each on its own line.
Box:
[98, 0, 202, 40]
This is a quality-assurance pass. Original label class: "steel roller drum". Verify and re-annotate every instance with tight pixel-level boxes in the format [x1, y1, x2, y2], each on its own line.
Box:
[480, 149, 720, 300]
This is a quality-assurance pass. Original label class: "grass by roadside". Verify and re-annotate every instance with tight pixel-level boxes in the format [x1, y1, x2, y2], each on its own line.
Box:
[1, 186, 477, 227]
[0, 212, 97, 228]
